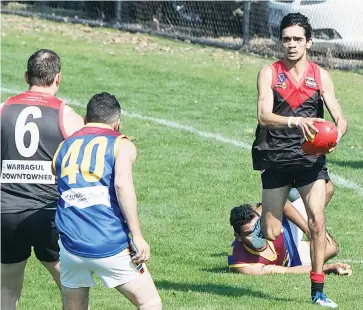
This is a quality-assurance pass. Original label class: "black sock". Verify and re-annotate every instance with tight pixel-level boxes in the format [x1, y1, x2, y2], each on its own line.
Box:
[311, 281, 324, 299]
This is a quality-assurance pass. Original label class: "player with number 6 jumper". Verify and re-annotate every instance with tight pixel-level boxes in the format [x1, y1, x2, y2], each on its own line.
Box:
[0, 49, 84, 310]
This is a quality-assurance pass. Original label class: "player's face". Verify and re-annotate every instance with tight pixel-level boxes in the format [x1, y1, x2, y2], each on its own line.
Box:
[239, 213, 260, 249]
[281, 25, 312, 61]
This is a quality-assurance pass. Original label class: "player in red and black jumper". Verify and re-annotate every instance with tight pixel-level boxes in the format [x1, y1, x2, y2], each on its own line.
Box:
[251, 13, 348, 308]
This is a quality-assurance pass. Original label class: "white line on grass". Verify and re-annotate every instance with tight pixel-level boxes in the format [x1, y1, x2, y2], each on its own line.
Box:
[336, 259, 363, 264]
[2, 86, 363, 198]
[2, 86, 363, 264]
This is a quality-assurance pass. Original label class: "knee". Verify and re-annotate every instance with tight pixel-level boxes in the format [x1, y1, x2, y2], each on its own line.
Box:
[138, 295, 162, 310]
[329, 237, 339, 257]
[333, 243, 339, 257]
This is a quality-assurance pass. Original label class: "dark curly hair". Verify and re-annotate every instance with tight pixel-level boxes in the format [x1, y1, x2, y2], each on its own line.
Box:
[230, 204, 259, 234]
[280, 13, 312, 40]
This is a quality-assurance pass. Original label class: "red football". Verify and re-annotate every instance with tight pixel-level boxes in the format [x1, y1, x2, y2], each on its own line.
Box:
[302, 121, 338, 155]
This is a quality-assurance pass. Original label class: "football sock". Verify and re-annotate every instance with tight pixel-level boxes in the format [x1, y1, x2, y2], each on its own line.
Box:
[310, 271, 325, 299]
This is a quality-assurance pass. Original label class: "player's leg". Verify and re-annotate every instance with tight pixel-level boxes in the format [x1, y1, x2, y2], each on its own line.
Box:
[261, 186, 291, 240]
[299, 237, 338, 267]
[94, 248, 161, 309]
[1, 260, 28, 310]
[61, 287, 90, 310]
[325, 180, 334, 206]
[260, 169, 291, 241]
[1, 212, 32, 310]
[298, 179, 326, 275]
[41, 261, 61, 289]
[324, 232, 339, 262]
[58, 241, 95, 310]
[321, 165, 334, 207]
[115, 270, 162, 310]
[31, 208, 61, 289]
[297, 167, 337, 307]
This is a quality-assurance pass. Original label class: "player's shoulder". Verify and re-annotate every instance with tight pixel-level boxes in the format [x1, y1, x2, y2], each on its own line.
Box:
[259, 64, 273, 75]
[317, 66, 334, 89]
[115, 135, 137, 160]
[258, 64, 274, 80]
[118, 136, 136, 151]
[319, 67, 331, 80]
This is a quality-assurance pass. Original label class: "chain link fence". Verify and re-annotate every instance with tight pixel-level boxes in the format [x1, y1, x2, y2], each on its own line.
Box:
[2, 1, 363, 70]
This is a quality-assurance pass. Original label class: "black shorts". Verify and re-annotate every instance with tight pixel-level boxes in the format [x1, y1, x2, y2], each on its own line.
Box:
[261, 165, 330, 190]
[1, 205, 59, 264]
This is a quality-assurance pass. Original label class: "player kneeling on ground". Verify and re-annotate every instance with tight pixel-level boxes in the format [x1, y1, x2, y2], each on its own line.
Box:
[228, 190, 351, 277]
[52, 92, 162, 310]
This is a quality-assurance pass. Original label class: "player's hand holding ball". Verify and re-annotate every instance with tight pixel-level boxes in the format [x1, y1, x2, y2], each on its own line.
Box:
[300, 119, 340, 155]
[297, 117, 325, 142]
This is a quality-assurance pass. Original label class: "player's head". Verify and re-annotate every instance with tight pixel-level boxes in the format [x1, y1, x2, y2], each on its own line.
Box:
[230, 204, 261, 249]
[279, 13, 312, 61]
[25, 49, 61, 91]
[86, 92, 121, 131]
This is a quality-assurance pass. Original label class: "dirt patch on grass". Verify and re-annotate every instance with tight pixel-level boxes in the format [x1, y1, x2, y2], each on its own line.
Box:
[1, 14, 264, 64]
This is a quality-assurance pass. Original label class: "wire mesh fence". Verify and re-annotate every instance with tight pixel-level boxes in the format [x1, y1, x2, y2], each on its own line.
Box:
[2, 1, 363, 70]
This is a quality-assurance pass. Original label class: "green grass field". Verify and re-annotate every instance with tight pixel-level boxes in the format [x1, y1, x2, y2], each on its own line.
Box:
[1, 14, 363, 310]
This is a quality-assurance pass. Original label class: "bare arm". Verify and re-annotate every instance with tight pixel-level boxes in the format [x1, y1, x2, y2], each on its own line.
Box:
[114, 138, 150, 264]
[231, 263, 349, 276]
[257, 66, 290, 129]
[63, 105, 84, 137]
[51, 141, 64, 176]
[231, 263, 311, 275]
[283, 200, 309, 237]
[321, 68, 348, 140]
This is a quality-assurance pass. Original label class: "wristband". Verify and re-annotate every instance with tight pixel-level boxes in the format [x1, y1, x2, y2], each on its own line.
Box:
[295, 117, 302, 128]
[287, 116, 293, 128]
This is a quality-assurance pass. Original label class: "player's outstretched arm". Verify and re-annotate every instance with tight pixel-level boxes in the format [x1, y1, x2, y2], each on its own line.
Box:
[231, 263, 351, 276]
[114, 138, 150, 264]
[321, 68, 348, 144]
[231, 263, 311, 275]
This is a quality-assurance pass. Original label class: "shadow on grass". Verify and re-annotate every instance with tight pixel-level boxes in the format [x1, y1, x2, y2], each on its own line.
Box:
[330, 160, 363, 170]
[209, 251, 228, 257]
[155, 280, 294, 302]
[202, 266, 229, 273]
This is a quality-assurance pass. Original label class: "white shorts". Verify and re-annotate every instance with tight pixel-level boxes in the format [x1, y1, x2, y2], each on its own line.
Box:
[59, 240, 144, 289]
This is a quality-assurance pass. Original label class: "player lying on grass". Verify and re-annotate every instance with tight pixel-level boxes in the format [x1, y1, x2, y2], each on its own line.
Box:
[228, 194, 352, 276]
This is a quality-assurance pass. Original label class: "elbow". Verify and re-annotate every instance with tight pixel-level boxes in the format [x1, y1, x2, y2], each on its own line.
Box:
[114, 180, 123, 192]
[258, 113, 271, 129]
[258, 116, 268, 129]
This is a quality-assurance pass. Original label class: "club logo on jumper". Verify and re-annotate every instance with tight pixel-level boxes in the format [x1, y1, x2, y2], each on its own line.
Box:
[305, 77, 317, 88]
[275, 82, 287, 89]
[278, 73, 287, 83]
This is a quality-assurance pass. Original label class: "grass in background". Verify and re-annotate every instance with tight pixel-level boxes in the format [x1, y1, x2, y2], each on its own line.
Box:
[1, 14, 363, 310]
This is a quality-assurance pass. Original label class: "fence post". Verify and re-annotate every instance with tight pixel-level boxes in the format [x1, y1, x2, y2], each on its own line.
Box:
[116, 0, 122, 22]
[243, 1, 251, 47]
